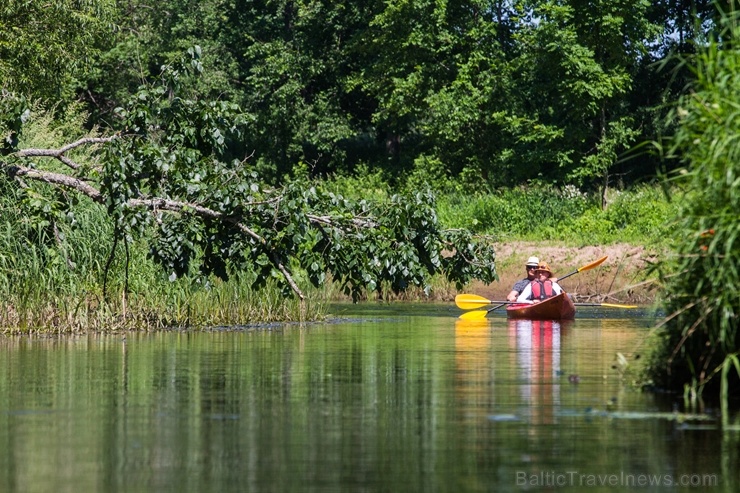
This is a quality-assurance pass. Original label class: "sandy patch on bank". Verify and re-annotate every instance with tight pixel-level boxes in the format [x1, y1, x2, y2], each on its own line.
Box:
[468, 242, 660, 304]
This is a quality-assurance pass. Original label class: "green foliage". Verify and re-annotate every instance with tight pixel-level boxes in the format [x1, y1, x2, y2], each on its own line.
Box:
[437, 185, 592, 235]
[2, 50, 499, 322]
[0, 98, 324, 330]
[232, 0, 366, 180]
[0, 93, 30, 154]
[322, 164, 391, 202]
[83, 0, 242, 122]
[435, 182, 677, 245]
[0, 0, 116, 102]
[404, 155, 456, 194]
[646, 5, 740, 398]
[603, 185, 676, 240]
[515, 0, 659, 186]
[554, 209, 617, 245]
[2, 0, 732, 332]
[37, 0, 697, 191]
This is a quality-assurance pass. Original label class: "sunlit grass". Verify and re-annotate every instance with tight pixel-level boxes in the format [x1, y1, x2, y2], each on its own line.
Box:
[0, 278, 327, 334]
[435, 184, 679, 246]
[0, 185, 326, 333]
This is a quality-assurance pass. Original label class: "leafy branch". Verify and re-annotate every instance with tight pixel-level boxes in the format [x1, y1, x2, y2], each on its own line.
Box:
[0, 50, 498, 307]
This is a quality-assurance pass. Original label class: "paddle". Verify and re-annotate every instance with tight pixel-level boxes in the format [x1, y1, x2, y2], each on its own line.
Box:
[454, 294, 506, 310]
[573, 302, 638, 309]
[458, 301, 638, 320]
[555, 255, 608, 282]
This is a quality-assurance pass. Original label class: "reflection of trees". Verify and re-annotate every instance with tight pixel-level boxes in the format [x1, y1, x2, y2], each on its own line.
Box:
[7, 317, 732, 492]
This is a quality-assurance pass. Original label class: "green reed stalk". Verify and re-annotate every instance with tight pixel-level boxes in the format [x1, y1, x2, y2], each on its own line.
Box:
[647, 3, 740, 406]
[0, 194, 326, 332]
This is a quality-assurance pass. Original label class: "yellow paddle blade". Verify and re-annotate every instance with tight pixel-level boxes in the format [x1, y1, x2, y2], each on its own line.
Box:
[458, 310, 489, 321]
[601, 303, 638, 309]
[455, 293, 494, 310]
[577, 255, 608, 273]
[558, 256, 609, 282]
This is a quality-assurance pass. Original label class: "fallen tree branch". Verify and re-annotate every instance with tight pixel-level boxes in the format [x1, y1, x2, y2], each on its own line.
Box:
[15, 136, 117, 171]
[4, 162, 306, 300]
[7, 165, 104, 201]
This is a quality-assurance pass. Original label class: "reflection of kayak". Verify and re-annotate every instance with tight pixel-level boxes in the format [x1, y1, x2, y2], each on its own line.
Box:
[506, 293, 576, 320]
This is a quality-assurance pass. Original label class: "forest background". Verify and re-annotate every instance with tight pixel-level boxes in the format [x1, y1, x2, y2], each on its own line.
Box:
[0, 0, 697, 317]
[2, 0, 739, 398]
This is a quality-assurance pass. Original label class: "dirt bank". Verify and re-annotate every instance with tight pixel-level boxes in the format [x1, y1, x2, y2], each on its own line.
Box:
[468, 242, 660, 304]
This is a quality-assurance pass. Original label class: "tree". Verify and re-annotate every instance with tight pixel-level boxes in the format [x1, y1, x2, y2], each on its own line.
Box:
[0, 0, 116, 102]
[82, 0, 242, 124]
[512, 0, 662, 200]
[2, 51, 497, 307]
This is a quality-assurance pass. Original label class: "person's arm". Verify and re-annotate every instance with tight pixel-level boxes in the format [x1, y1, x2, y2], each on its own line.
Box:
[516, 284, 533, 303]
[508, 279, 527, 301]
[552, 282, 563, 295]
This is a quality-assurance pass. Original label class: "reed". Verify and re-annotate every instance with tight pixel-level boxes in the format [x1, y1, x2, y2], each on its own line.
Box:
[645, 4, 740, 406]
[0, 185, 326, 333]
[0, 262, 327, 333]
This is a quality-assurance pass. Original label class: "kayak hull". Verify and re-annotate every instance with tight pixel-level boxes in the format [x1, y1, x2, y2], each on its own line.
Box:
[506, 292, 576, 320]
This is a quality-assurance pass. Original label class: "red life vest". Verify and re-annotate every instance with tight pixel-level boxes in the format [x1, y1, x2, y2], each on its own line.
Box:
[530, 280, 554, 300]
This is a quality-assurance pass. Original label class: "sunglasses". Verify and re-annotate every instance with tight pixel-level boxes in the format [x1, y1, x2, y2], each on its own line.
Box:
[526, 265, 537, 270]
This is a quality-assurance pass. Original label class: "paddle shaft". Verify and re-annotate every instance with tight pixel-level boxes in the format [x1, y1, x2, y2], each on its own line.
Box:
[486, 302, 507, 313]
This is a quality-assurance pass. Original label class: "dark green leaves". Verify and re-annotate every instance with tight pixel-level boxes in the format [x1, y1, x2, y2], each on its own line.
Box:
[97, 52, 496, 300]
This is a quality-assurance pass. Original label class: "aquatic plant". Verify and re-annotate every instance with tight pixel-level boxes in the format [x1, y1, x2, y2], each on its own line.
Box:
[647, 3, 740, 408]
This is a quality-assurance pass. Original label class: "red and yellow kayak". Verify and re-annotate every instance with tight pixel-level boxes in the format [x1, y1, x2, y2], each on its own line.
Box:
[506, 292, 576, 320]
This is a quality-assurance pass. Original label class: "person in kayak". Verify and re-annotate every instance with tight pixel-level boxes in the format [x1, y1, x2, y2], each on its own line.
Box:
[516, 262, 564, 303]
[506, 256, 540, 301]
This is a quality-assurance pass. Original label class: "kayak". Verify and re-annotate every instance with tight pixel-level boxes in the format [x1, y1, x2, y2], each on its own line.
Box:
[506, 292, 576, 320]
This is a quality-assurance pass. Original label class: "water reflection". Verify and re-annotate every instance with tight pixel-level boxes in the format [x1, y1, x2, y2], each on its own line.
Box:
[453, 318, 492, 419]
[511, 319, 566, 425]
[0, 310, 737, 492]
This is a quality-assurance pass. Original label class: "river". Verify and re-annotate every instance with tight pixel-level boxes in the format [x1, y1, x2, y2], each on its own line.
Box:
[0, 303, 735, 492]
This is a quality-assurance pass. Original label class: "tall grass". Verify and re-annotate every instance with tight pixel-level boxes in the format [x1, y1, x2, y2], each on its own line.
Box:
[0, 191, 327, 333]
[0, 104, 326, 333]
[643, 4, 740, 406]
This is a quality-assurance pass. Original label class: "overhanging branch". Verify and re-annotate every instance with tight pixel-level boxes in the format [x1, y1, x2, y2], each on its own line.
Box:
[4, 161, 305, 300]
[15, 136, 117, 171]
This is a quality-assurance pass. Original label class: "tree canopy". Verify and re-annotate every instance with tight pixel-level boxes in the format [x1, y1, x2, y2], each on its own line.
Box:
[0, 0, 725, 311]
[65, 0, 701, 188]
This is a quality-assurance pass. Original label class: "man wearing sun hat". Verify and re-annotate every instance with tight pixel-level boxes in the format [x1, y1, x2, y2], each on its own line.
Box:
[506, 256, 540, 301]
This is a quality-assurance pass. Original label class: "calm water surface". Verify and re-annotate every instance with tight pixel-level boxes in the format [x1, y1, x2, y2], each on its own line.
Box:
[0, 303, 737, 492]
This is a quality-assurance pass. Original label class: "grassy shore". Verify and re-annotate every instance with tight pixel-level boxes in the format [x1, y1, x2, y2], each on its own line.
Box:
[0, 182, 672, 333]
